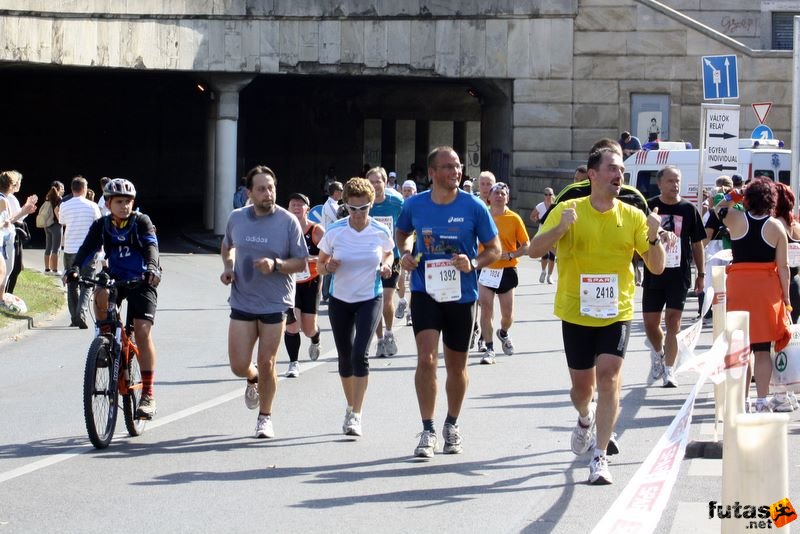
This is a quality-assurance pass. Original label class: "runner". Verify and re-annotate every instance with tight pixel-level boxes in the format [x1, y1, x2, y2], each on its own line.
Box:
[366, 167, 404, 358]
[396, 146, 501, 458]
[641, 166, 704, 388]
[317, 177, 394, 436]
[220, 165, 309, 438]
[477, 182, 530, 365]
[530, 146, 665, 485]
[283, 192, 324, 378]
[529, 187, 556, 284]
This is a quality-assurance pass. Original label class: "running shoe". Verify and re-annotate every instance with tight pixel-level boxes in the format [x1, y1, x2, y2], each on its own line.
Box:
[546, 275, 553, 285]
[480, 348, 496, 365]
[136, 394, 157, 420]
[395, 299, 407, 319]
[662, 368, 677, 388]
[570, 403, 596, 456]
[255, 414, 274, 438]
[645, 339, 665, 381]
[414, 430, 438, 458]
[754, 400, 772, 413]
[539, 271, 546, 283]
[770, 393, 795, 413]
[469, 323, 481, 350]
[442, 423, 463, 454]
[588, 455, 613, 485]
[607, 432, 620, 456]
[477, 338, 487, 353]
[405, 311, 412, 326]
[244, 380, 259, 410]
[384, 332, 398, 356]
[497, 330, 514, 355]
[344, 413, 362, 436]
[789, 392, 799, 410]
[375, 339, 387, 358]
[308, 341, 321, 361]
[286, 361, 300, 378]
[342, 408, 353, 434]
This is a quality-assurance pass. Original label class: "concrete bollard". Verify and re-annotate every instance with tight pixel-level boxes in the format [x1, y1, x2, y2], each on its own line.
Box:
[722, 311, 750, 534]
[733, 413, 791, 533]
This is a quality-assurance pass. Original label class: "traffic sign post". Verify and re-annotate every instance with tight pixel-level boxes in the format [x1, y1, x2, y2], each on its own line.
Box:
[701, 55, 739, 100]
[697, 103, 740, 213]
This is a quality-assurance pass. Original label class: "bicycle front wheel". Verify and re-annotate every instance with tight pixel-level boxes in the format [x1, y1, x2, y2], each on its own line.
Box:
[83, 336, 118, 449]
[122, 347, 146, 437]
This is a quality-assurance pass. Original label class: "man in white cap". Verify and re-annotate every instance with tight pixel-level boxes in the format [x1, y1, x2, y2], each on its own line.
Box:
[462, 180, 473, 194]
[388, 171, 400, 192]
[401, 180, 417, 199]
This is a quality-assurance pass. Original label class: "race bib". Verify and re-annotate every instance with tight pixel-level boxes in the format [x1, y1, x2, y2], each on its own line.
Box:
[425, 259, 461, 302]
[789, 242, 800, 268]
[374, 216, 394, 236]
[478, 267, 503, 289]
[294, 264, 311, 282]
[580, 274, 619, 319]
[665, 241, 681, 269]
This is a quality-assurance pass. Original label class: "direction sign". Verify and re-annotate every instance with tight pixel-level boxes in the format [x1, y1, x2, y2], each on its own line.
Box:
[752, 102, 772, 124]
[752, 124, 774, 140]
[701, 55, 739, 100]
[703, 106, 740, 179]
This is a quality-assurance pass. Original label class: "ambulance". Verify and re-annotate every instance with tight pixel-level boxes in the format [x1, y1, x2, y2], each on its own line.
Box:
[623, 139, 791, 203]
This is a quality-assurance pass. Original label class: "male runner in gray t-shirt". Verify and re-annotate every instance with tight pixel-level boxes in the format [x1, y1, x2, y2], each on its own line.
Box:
[220, 165, 309, 439]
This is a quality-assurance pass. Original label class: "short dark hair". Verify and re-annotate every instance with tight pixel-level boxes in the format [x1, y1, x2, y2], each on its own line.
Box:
[743, 177, 776, 215]
[71, 175, 87, 193]
[245, 165, 276, 190]
[327, 181, 343, 195]
[587, 147, 618, 171]
[620, 131, 631, 141]
[657, 165, 681, 181]
[575, 165, 588, 174]
[427, 146, 456, 169]
[589, 138, 622, 156]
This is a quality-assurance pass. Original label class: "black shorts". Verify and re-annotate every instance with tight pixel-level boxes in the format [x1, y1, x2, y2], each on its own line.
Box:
[481, 267, 519, 295]
[116, 284, 158, 324]
[541, 252, 555, 261]
[410, 291, 476, 353]
[562, 320, 631, 370]
[642, 283, 688, 312]
[294, 276, 321, 315]
[230, 308, 287, 324]
[381, 258, 401, 289]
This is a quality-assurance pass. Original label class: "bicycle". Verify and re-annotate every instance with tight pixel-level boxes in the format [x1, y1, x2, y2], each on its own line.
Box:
[79, 273, 147, 449]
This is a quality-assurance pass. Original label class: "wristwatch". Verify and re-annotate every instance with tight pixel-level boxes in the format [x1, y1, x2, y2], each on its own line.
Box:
[273, 258, 283, 273]
[648, 237, 660, 246]
[470, 258, 479, 270]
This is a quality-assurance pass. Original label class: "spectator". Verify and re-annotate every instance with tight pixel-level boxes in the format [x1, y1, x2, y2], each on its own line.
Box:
[619, 131, 642, 158]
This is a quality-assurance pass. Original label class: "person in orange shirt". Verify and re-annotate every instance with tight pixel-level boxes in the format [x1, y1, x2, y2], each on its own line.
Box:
[477, 182, 530, 364]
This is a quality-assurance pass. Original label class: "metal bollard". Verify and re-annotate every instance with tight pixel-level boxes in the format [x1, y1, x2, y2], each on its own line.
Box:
[712, 265, 727, 438]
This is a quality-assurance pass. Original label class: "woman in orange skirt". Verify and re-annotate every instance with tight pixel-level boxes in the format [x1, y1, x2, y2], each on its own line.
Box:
[717, 177, 790, 413]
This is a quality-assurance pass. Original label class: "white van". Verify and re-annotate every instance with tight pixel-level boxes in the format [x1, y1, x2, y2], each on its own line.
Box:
[623, 139, 791, 203]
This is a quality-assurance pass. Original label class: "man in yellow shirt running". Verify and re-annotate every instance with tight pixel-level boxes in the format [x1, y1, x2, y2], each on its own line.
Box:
[530, 147, 665, 485]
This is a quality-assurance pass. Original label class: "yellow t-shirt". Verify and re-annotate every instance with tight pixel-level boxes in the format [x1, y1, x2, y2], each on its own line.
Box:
[479, 208, 530, 269]
[538, 196, 650, 326]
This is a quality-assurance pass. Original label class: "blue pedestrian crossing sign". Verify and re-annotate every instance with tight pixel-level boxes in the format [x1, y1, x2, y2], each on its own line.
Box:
[701, 55, 739, 100]
[752, 125, 774, 140]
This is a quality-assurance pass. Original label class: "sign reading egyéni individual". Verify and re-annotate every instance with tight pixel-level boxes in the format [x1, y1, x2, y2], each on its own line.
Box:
[704, 106, 740, 181]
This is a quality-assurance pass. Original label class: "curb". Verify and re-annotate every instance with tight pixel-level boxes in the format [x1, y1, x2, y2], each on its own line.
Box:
[0, 305, 68, 343]
[180, 232, 222, 253]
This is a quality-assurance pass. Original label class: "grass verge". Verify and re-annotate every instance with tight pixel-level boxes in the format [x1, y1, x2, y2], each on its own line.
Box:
[0, 270, 64, 329]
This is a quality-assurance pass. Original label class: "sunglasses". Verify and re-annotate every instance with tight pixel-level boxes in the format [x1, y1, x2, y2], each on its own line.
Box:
[346, 203, 372, 212]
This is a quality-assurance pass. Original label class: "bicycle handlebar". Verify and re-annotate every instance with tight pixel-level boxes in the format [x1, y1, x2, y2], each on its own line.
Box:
[78, 274, 143, 290]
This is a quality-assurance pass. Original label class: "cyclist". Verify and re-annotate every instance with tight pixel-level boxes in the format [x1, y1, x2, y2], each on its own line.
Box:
[66, 178, 162, 420]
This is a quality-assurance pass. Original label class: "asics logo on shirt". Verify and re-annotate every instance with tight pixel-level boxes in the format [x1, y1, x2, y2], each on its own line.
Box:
[447, 216, 465, 223]
[245, 235, 269, 244]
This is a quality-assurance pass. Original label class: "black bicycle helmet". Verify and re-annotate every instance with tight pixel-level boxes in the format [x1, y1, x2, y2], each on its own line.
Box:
[103, 178, 137, 198]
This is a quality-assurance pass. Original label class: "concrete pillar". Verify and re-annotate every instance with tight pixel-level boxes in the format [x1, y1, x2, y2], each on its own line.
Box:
[396, 119, 415, 181]
[204, 100, 217, 231]
[364, 118, 382, 168]
[465, 120, 481, 180]
[208, 75, 253, 235]
[429, 120, 453, 151]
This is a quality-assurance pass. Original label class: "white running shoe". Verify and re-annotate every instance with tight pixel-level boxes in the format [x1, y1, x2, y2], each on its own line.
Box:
[405, 311, 412, 326]
[570, 403, 596, 456]
[662, 368, 677, 388]
[497, 331, 514, 355]
[375, 339, 387, 358]
[384, 332, 398, 356]
[244, 381, 259, 410]
[442, 423, 463, 454]
[480, 348, 496, 365]
[546, 275, 553, 284]
[477, 338, 487, 353]
[344, 413, 362, 436]
[770, 393, 795, 412]
[286, 361, 300, 378]
[469, 323, 481, 350]
[414, 430, 438, 458]
[395, 299, 407, 319]
[754, 400, 772, 413]
[645, 339, 665, 381]
[539, 271, 546, 283]
[789, 392, 800, 410]
[308, 342, 320, 361]
[255, 414, 274, 438]
[588, 455, 613, 485]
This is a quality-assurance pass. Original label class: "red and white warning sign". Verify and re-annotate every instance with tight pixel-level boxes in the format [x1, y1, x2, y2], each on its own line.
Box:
[752, 102, 772, 125]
